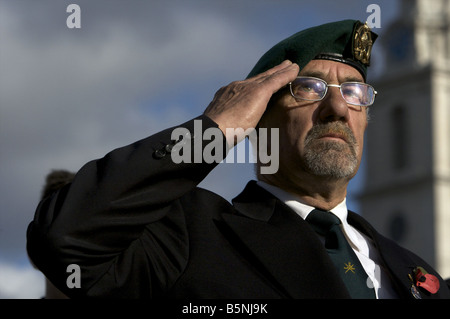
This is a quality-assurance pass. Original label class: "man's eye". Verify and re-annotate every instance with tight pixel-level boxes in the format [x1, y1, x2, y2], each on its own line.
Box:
[343, 89, 356, 97]
[343, 88, 362, 98]
[299, 85, 315, 92]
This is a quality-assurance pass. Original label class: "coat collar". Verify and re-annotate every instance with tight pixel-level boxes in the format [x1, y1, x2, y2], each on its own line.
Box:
[348, 209, 447, 299]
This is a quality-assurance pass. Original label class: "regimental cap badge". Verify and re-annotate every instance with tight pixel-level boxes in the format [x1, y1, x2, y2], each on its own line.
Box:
[353, 22, 374, 65]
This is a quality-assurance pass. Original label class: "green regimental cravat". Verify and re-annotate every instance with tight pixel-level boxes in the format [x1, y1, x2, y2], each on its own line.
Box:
[306, 209, 376, 299]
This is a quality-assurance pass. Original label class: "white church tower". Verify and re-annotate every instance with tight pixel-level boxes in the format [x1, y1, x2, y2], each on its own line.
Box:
[359, 0, 450, 278]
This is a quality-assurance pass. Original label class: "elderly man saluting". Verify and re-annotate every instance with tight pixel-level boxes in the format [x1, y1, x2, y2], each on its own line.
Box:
[27, 20, 450, 299]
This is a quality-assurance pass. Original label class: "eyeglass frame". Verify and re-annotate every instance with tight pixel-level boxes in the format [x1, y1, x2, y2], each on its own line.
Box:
[288, 76, 378, 107]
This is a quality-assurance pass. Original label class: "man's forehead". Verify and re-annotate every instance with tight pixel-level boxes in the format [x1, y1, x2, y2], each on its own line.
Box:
[299, 60, 364, 82]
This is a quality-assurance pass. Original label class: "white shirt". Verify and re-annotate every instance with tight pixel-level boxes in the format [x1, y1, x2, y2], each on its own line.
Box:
[257, 181, 398, 299]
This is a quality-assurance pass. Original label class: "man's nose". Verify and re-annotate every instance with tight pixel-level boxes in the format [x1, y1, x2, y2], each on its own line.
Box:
[317, 86, 350, 123]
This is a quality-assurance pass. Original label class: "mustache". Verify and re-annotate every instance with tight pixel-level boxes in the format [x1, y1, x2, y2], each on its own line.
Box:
[305, 122, 357, 146]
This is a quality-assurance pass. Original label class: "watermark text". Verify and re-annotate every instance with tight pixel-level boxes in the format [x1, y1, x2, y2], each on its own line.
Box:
[170, 120, 279, 174]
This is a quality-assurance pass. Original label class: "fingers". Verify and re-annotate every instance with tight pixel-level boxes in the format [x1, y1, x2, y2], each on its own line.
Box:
[255, 60, 299, 94]
[250, 60, 298, 82]
[203, 60, 299, 147]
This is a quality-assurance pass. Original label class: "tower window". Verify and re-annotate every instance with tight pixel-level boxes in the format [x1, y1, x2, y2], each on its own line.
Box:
[391, 105, 409, 169]
[387, 210, 408, 243]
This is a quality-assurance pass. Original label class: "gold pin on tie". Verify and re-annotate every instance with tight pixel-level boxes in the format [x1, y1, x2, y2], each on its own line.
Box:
[344, 262, 356, 274]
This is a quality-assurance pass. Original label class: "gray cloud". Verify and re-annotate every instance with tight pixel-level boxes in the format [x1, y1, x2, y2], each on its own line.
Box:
[0, 0, 273, 273]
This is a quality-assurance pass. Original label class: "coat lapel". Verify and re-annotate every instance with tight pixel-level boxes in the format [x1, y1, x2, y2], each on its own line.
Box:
[220, 181, 350, 299]
[347, 212, 414, 298]
[348, 212, 449, 299]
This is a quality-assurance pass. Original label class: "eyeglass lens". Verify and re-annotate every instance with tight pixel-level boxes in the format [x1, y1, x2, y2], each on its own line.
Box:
[290, 77, 375, 106]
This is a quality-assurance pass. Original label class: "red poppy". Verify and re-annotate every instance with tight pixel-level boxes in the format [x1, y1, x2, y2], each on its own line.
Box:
[414, 266, 440, 294]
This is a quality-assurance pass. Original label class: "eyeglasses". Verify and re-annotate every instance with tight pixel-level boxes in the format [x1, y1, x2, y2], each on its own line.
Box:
[289, 76, 377, 107]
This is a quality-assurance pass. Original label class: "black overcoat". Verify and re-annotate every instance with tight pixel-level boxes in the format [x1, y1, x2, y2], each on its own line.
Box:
[27, 116, 450, 299]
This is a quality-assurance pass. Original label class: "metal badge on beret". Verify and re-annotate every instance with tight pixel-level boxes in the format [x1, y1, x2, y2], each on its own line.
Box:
[353, 22, 374, 65]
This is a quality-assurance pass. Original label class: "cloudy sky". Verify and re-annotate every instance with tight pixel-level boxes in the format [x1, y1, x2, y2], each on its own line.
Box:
[0, 0, 399, 298]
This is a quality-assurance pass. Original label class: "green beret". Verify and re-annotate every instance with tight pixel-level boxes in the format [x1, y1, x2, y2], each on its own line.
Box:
[247, 20, 378, 80]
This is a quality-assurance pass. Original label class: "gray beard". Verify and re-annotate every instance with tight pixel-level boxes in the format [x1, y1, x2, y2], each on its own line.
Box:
[302, 123, 358, 179]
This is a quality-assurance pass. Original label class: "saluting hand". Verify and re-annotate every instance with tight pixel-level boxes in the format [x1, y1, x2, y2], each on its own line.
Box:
[204, 60, 299, 147]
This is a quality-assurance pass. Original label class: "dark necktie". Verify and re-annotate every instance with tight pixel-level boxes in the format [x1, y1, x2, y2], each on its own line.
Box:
[306, 209, 376, 299]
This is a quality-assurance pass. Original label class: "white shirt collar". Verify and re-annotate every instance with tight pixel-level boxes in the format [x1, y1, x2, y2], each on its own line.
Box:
[257, 180, 347, 220]
[256, 180, 358, 248]
[256, 181, 398, 299]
